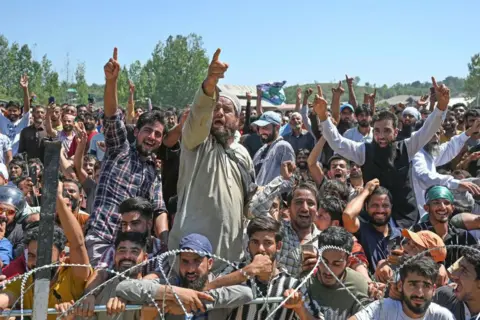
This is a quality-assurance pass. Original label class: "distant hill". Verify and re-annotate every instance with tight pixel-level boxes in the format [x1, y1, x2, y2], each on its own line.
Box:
[283, 76, 466, 105]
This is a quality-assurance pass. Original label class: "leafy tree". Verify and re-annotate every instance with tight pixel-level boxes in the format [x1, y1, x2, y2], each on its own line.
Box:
[74, 62, 88, 104]
[465, 54, 480, 99]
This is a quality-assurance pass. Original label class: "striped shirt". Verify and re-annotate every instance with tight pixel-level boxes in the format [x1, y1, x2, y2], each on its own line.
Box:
[412, 220, 478, 268]
[86, 112, 166, 242]
[227, 270, 311, 320]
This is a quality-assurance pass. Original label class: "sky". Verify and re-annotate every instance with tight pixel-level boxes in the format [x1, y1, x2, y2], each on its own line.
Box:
[2, 0, 478, 87]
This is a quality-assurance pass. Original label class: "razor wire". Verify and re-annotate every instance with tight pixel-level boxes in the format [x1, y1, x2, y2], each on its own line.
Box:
[0, 244, 477, 319]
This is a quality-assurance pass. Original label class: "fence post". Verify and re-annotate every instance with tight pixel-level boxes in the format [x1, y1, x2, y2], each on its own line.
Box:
[32, 140, 62, 320]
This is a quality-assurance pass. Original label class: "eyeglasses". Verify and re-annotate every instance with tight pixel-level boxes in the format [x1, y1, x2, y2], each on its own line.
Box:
[0, 208, 16, 216]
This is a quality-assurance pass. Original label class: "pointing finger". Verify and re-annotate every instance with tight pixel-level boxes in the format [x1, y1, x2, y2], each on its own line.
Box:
[212, 48, 221, 63]
[338, 81, 341, 88]
[317, 85, 323, 97]
[113, 47, 118, 61]
[431, 77, 438, 88]
[373, 88, 377, 96]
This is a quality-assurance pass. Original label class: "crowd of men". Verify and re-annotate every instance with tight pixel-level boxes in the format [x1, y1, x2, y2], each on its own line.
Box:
[0, 47, 477, 320]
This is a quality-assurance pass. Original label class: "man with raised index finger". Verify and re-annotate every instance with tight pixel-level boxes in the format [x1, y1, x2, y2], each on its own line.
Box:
[313, 77, 449, 228]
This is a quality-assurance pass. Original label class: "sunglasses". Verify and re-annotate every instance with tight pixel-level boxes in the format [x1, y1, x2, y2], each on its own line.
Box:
[0, 208, 16, 216]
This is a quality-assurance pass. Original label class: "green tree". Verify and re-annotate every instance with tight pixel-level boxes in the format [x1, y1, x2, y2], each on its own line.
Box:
[74, 62, 88, 104]
[464, 54, 480, 99]
[117, 65, 129, 106]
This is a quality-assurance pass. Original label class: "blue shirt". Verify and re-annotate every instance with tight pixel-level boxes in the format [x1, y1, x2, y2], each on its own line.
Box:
[0, 238, 13, 266]
[355, 220, 402, 274]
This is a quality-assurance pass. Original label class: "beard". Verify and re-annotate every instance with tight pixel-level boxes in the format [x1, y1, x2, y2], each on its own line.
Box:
[337, 119, 354, 134]
[180, 273, 209, 291]
[297, 162, 307, 170]
[260, 132, 276, 144]
[84, 122, 95, 131]
[367, 212, 391, 226]
[62, 192, 79, 212]
[210, 123, 237, 146]
[424, 141, 440, 158]
[358, 119, 370, 128]
[117, 259, 142, 277]
[8, 114, 19, 122]
[400, 123, 414, 137]
[402, 292, 431, 315]
[63, 125, 73, 133]
[350, 170, 362, 179]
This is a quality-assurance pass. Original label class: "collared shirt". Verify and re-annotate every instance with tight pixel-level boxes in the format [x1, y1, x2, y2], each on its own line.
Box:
[413, 219, 478, 268]
[87, 111, 165, 242]
[355, 220, 403, 274]
[98, 236, 166, 275]
[343, 126, 373, 143]
[440, 130, 462, 143]
[18, 124, 47, 161]
[0, 133, 11, 164]
[0, 112, 30, 155]
[253, 137, 295, 186]
[57, 130, 75, 156]
[283, 129, 315, 154]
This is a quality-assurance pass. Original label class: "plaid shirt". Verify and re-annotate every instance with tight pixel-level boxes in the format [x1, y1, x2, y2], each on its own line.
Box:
[87, 112, 166, 242]
[97, 236, 166, 275]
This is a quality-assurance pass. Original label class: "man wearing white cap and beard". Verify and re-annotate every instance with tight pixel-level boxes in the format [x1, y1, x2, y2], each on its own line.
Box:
[169, 49, 283, 272]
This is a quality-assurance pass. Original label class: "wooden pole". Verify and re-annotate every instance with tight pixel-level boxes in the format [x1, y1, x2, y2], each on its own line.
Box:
[32, 140, 62, 320]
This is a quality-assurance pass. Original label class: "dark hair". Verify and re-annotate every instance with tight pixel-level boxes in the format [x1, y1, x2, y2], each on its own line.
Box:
[6, 101, 20, 109]
[464, 109, 480, 123]
[317, 226, 353, 253]
[354, 105, 371, 117]
[246, 216, 283, 243]
[452, 103, 467, 111]
[77, 104, 87, 110]
[114, 231, 147, 249]
[83, 154, 98, 165]
[296, 148, 310, 158]
[400, 256, 439, 283]
[318, 196, 346, 226]
[61, 177, 83, 193]
[327, 155, 350, 169]
[28, 158, 43, 170]
[372, 110, 398, 129]
[135, 110, 165, 131]
[461, 244, 480, 280]
[164, 110, 176, 118]
[320, 180, 350, 202]
[83, 112, 95, 120]
[33, 105, 46, 112]
[420, 109, 431, 116]
[366, 186, 392, 205]
[118, 197, 154, 221]
[167, 195, 178, 215]
[287, 181, 319, 209]
[94, 161, 102, 172]
[24, 225, 66, 252]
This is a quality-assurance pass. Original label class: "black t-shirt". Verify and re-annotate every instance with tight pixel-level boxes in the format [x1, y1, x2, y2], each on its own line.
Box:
[242, 133, 263, 159]
[157, 142, 181, 205]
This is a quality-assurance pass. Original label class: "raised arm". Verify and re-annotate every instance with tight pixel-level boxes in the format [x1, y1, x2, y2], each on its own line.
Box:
[45, 104, 58, 138]
[19, 74, 30, 114]
[314, 86, 366, 165]
[163, 110, 189, 148]
[345, 74, 358, 108]
[295, 87, 302, 112]
[307, 136, 326, 185]
[126, 80, 135, 124]
[104, 48, 120, 118]
[56, 182, 90, 281]
[183, 48, 228, 150]
[405, 77, 448, 159]
[343, 179, 379, 233]
[330, 82, 344, 124]
[73, 130, 89, 184]
[365, 89, 376, 115]
[256, 86, 263, 116]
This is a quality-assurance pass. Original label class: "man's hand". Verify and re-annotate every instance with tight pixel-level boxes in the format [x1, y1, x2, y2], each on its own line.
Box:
[416, 94, 429, 108]
[364, 179, 380, 195]
[19, 73, 29, 89]
[432, 77, 450, 111]
[374, 260, 393, 283]
[304, 88, 313, 97]
[74, 295, 96, 318]
[246, 254, 273, 278]
[104, 47, 120, 81]
[368, 281, 386, 300]
[459, 181, 480, 195]
[180, 109, 190, 128]
[246, 91, 252, 102]
[106, 297, 126, 316]
[55, 300, 75, 320]
[281, 161, 296, 180]
[75, 129, 88, 147]
[313, 86, 328, 121]
[172, 287, 214, 313]
[332, 81, 345, 96]
[302, 250, 318, 272]
[296, 88, 302, 101]
[129, 80, 135, 94]
[203, 48, 228, 97]
[345, 74, 354, 87]
[365, 89, 376, 105]
[283, 289, 304, 311]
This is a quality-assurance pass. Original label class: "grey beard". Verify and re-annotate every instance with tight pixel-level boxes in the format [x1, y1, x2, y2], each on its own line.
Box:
[424, 142, 440, 158]
[211, 128, 235, 146]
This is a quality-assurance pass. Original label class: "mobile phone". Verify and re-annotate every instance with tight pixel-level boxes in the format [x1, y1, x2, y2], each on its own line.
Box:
[48, 96, 55, 104]
[29, 166, 37, 185]
[301, 244, 316, 262]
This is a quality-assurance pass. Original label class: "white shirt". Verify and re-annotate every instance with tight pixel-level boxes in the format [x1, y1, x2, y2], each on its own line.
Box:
[343, 126, 373, 143]
[412, 132, 469, 217]
[354, 298, 455, 320]
[0, 112, 30, 156]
